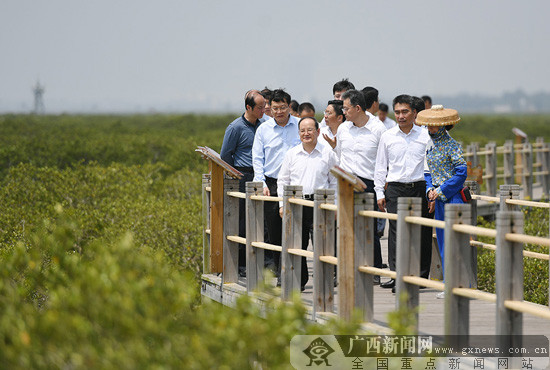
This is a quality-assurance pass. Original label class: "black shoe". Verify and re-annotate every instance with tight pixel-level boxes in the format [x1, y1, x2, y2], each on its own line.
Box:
[380, 279, 395, 289]
[392, 286, 396, 293]
[373, 276, 380, 285]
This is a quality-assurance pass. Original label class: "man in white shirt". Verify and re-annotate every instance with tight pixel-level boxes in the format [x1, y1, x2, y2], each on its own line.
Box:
[378, 103, 396, 130]
[374, 94, 432, 290]
[277, 117, 339, 290]
[252, 89, 301, 276]
[337, 89, 387, 283]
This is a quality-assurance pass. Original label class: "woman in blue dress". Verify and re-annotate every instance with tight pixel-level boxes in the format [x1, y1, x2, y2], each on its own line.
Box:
[416, 105, 467, 298]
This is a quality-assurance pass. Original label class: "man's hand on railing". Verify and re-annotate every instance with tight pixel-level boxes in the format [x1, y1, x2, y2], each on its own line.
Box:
[263, 186, 270, 196]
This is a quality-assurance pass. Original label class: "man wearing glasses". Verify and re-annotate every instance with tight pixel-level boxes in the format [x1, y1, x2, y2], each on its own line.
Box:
[277, 117, 338, 291]
[252, 89, 301, 279]
[336, 89, 387, 284]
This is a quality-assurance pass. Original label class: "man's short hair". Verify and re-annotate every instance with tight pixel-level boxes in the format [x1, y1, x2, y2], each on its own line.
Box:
[379, 103, 389, 113]
[342, 89, 367, 111]
[298, 102, 315, 115]
[270, 89, 291, 105]
[298, 116, 319, 130]
[244, 90, 261, 110]
[290, 100, 299, 112]
[412, 96, 425, 112]
[333, 78, 355, 95]
[261, 87, 273, 102]
[327, 99, 345, 118]
[392, 94, 415, 111]
[421, 95, 432, 105]
[361, 86, 379, 110]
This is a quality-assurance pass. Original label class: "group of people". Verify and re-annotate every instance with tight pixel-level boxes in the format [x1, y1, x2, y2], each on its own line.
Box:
[220, 79, 467, 297]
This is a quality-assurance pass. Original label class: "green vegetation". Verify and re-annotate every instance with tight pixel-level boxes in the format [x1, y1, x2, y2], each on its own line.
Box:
[0, 113, 547, 367]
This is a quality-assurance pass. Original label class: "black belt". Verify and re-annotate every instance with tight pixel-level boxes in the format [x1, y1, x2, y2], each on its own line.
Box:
[234, 166, 253, 173]
[388, 181, 426, 188]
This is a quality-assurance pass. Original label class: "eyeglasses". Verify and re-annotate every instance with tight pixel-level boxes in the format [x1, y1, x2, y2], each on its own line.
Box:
[271, 106, 289, 113]
[299, 128, 316, 134]
[324, 110, 333, 115]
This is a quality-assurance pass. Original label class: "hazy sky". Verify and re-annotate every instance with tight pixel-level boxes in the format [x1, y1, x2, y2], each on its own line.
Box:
[1, 0, 549, 113]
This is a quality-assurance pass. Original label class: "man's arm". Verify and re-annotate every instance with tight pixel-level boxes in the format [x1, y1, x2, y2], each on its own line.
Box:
[374, 134, 389, 211]
[252, 127, 268, 194]
[220, 124, 237, 166]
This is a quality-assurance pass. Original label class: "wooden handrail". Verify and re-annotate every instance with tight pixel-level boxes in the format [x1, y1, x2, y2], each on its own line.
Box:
[505, 233, 550, 247]
[226, 191, 246, 199]
[319, 203, 337, 211]
[288, 198, 314, 208]
[504, 300, 550, 320]
[358, 210, 398, 220]
[358, 265, 397, 279]
[319, 255, 338, 265]
[404, 216, 445, 229]
[402, 276, 445, 290]
[470, 240, 549, 260]
[250, 241, 282, 252]
[471, 194, 499, 202]
[505, 198, 550, 208]
[452, 224, 498, 238]
[287, 248, 314, 258]
[452, 288, 496, 303]
[226, 235, 246, 245]
[250, 195, 283, 202]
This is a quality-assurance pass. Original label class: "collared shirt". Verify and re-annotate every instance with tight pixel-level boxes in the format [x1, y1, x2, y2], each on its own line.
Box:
[220, 114, 263, 167]
[381, 116, 397, 130]
[336, 118, 386, 181]
[252, 115, 301, 186]
[317, 126, 337, 149]
[277, 141, 339, 206]
[374, 124, 431, 200]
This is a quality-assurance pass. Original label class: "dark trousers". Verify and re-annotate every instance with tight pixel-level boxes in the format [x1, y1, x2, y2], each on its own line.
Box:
[235, 168, 254, 271]
[357, 177, 383, 268]
[300, 204, 313, 287]
[385, 181, 432, 278]
[264, 177, 282, 273]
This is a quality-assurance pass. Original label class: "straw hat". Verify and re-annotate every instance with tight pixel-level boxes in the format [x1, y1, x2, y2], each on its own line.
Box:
[416, 105, 460, 126]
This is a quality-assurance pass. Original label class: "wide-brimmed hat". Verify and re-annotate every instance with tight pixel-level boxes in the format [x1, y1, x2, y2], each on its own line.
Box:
[416, 105, 460, 126]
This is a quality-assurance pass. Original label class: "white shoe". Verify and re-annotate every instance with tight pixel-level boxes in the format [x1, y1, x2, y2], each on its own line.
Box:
[436, 292, 445, 299]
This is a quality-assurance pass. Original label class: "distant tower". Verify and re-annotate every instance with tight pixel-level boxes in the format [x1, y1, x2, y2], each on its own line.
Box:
[33, 80, 45, 114]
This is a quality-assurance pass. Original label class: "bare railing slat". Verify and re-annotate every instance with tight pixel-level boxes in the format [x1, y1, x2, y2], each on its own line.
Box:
[505, 232, 550, 247]
[226, 235, 246, 245]
[250, 195, 283, 202]
[250, 241, 282, 252]
[287, 248, 314, 258]
[319, 255, 338, 265]
[358, 210, 398, 221]
[358, 265, 397, 279]
[505, 198, 550, 208]
[319, 203, 338, 211]
[452, 224, 498, 238]
[402, 275, 445, 291]
[288, 198, 314, 208]
[226, 191, 246, 199]
[471, 194, 499, 202]
[504, 300, 550, 320]
[452, 288, 496, 303]
[404, 216, 445, 229]
[470, 240, 549, 260]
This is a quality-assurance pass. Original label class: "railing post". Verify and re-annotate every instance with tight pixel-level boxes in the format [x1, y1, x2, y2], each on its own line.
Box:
[444, 203, 472, 340]
[536, 137, 546, 191]
[522, 142, 533, 199]
[485, 142, 498, 196]
[503, 140, 515, 185]
[542, 142, 550, 196]
[499, 184, 520, 212]
[337, 177, 356, 321]
[202, 174, 211, 274]
[246, 181, 265, 292]
[396, 197, 422, 331]
[465, 180, 478, 289]
[466, 142, 479, 168]
[281, 185, 303, 299]
[354, 192, 374, 322]
[496, 210, 524, 367]
[222, 177, 240, 283]
[313, 189, 335, 319]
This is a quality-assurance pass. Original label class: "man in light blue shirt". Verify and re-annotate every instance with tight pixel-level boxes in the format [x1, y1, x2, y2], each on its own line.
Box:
[252, 89, 300, 277]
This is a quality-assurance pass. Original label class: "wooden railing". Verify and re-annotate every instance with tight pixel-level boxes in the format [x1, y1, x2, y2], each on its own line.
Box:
[464, 137, 550, 198]
[199, 147, 550, 343]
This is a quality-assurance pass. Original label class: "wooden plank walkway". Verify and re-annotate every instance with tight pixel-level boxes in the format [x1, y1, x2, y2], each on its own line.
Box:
[204, 226, 550, 337]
